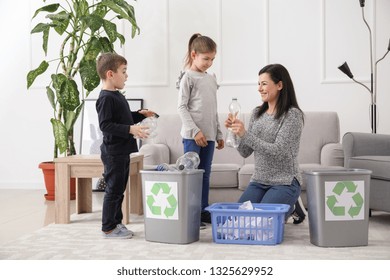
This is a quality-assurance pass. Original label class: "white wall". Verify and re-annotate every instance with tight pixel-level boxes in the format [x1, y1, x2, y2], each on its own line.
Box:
[0, 0, 389, 189]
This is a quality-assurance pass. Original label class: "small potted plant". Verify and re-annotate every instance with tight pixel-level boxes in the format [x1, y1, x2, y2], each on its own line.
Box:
[27, 0, 140, 200]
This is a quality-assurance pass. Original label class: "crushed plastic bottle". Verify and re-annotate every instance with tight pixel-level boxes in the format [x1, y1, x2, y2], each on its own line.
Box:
[225, 98, 241, 148]
[175, 152, 200, 171]
[155, 163, 176, 171]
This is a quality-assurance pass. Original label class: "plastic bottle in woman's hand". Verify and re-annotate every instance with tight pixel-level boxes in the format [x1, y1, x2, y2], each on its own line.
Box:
[225, 98, 241, 148]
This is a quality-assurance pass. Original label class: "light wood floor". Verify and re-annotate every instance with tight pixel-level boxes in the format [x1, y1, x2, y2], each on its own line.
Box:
[0, 189, 104, 246]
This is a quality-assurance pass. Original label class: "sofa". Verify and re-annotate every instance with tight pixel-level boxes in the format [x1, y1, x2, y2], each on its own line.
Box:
[138, 111, 345, 207]
[342, 132, 390, 213]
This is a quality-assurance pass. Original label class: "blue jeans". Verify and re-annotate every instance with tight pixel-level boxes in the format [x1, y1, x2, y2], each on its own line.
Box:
[238, 178, 301, 218]
[100, 152, 129, 232]
[182, 139, 215, 211]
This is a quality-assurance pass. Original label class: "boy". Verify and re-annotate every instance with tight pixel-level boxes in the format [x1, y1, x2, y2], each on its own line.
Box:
[96, 53, 156, 239]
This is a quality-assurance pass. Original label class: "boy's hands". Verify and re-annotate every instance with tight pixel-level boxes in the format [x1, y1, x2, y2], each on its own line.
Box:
[130, 125, 149, 139]
[139, 109, 158, 118]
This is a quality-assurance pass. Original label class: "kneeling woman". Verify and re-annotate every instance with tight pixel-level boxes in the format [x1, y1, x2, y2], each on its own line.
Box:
[225, 63, 304, 220]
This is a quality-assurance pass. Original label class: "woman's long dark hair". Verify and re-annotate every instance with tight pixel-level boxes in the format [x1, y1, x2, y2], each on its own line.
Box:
[256, 64, 302, 120]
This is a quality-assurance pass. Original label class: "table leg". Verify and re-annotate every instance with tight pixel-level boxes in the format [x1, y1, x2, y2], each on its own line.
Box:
[77, 178, 92, 213]
[55, 163, 70, 224]
[130, 159, 143, 215]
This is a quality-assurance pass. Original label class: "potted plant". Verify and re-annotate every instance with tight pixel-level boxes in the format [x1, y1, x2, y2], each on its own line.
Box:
[27, 0, 140, 200]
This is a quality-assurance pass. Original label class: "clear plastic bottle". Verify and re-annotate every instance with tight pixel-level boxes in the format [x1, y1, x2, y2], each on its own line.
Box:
[175, 152, 200, 171]
[134, 116, 158, 139]
[225, 98, 241, 148]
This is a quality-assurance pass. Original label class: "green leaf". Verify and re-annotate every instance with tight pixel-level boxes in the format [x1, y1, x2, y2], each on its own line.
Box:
[103, 19, 117, 43]
[100, 1, 130, 21]
[116, 0, 140, 36]
[30, 23, 51, 55]
[51, 118, 68, 154]
[75, 0, 90, 18]
[93, 4, 107, 18]
[51, 73, 67, 95]
[52, 74, 80, 111]
[27, 60, 49, 89]
[32, 4, 60, 19]
[81, 14, 104, 33]
[84, 37, 101, 61]
[116, 32, 125, 46]
[46, 86, 56, 111]
[58, 79, 80, 111]
[65, 111, 76, 132]
[79, 60, 100, 92]
[99, 37, 114, 52]
[42, 27, 49, 55]
[31, 23, 51, 33]
[47, 11, 70, 35]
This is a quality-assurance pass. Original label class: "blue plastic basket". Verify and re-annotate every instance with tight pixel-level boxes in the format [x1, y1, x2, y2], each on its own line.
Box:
[205, 203, 290, 245]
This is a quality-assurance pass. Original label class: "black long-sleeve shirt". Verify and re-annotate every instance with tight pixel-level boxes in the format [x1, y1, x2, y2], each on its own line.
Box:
[96, 90, 145, 155]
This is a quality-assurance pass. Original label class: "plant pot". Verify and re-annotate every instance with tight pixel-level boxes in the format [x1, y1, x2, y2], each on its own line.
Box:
[39, 162, 76, 201]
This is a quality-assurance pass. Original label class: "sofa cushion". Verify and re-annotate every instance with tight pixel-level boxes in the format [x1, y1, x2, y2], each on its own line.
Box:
[348, 156, 390, 181]
[299, 112, 340, 164]
[210, 163, 240, 188]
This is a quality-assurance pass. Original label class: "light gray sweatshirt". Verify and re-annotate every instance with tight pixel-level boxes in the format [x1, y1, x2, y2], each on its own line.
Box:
[177, 70, 223, 141]
[238, 107, 304, 186]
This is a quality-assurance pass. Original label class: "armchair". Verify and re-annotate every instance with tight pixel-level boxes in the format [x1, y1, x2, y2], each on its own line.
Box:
[342, 132, 390, 212]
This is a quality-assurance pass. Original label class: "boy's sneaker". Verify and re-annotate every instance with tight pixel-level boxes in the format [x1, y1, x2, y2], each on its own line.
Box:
[102, 224, 133, 239]
[117, 223, 134, 235]
[201, 211, 212, 224]
[200, 222, 207, 230]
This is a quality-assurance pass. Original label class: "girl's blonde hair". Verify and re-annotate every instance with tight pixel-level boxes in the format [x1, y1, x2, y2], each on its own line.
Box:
[184, 33, 217, 69]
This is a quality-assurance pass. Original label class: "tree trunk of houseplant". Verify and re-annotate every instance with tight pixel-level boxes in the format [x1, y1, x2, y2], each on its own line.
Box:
[39, 162, 75, 201]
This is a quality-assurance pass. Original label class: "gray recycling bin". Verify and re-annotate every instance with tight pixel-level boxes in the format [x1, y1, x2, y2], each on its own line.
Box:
[140, 169, 204, 244]
[304, 169, 371, 247]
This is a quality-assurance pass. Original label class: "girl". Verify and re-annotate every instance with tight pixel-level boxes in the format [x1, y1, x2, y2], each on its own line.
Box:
[177, 33, 224, 228]
[225, 63, 304, 220]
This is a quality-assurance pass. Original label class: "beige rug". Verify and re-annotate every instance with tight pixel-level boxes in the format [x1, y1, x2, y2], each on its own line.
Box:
[1, 210, 390, 260]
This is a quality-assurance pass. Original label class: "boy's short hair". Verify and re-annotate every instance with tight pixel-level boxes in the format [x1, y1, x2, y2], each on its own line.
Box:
[96, 53, 127, 80]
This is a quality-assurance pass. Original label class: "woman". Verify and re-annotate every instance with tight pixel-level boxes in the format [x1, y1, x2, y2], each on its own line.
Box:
[225, 63, 304, 221]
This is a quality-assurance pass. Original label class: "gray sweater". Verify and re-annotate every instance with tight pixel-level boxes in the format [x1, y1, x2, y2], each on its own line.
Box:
[238, 107, 304, 186]
[177, 70, 223, 141]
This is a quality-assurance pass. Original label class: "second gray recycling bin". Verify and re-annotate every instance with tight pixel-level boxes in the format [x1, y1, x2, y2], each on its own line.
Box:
[140, 169, 204, 244]
[304, 168, 371, 247]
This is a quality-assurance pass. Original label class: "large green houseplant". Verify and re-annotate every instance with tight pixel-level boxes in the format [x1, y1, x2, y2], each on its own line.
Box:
[27, 0, 140, 199]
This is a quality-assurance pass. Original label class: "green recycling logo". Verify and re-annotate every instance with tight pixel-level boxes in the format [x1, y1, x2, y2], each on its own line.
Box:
[144, 181, 178, 220]
[325, 180, 365, 221]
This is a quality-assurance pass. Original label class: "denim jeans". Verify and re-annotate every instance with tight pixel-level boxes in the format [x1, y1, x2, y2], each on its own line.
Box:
[238, 178, 301, 218]
[182, 139, 215, 211]
[100, 152, 130, 232]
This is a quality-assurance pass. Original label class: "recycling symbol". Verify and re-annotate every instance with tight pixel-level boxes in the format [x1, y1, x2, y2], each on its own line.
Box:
[146, 182, 178, 219]
[326, 181, 364, 218]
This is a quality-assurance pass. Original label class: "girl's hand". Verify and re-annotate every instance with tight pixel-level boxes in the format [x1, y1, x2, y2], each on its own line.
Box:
[216, 139, 224, 150]
[194, 131, 208, 147]
[130, 125, 149, 139]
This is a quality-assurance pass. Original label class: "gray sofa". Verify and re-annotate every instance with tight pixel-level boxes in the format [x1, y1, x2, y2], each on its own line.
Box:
[342, 132, 390, 213]
[138, 111, 344, 207]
